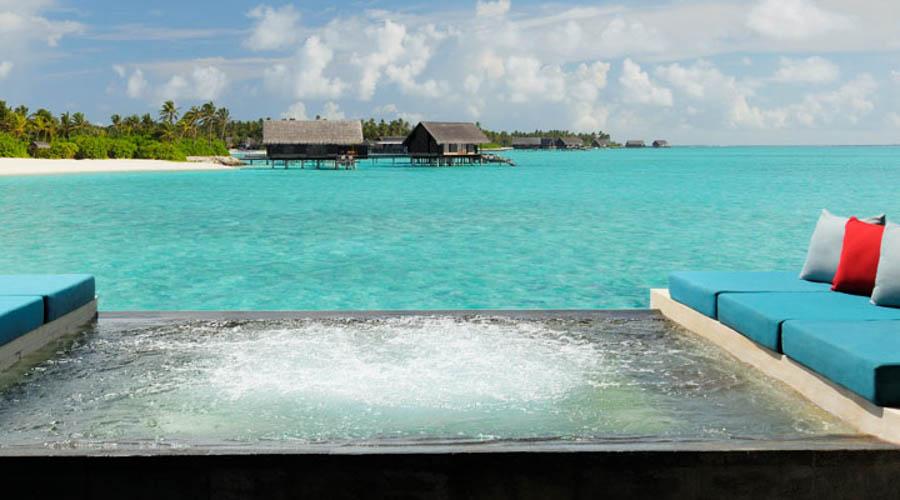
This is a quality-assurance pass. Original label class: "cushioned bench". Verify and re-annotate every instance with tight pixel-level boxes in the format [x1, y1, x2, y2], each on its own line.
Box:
[669, 271, 829, 319]
[0, 296, 44, 346]
[782, 320, 900, 407]
[718, 292, 900, 353]
[0, 274, 95, 322]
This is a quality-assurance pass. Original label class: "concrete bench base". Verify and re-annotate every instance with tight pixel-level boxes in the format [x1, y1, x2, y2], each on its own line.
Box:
[651, 289, 900, 445]
[0, 299, 97, 372]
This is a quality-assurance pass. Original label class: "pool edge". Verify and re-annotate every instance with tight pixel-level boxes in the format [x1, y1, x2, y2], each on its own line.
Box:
[650, 288, 900, 445]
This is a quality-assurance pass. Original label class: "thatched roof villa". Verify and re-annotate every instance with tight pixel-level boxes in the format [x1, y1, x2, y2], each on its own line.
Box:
[511, 137, 543, 149]
[404, 121, 488, 157]
[625, 139, 646, 148]
[262, 119, 368, 160]
[592, 138, 611, 148]
[652, 139, 670, 148]
[556, 136, 583, 149]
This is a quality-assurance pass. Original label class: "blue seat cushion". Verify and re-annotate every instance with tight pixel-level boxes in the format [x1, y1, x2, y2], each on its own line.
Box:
[669, 272, 829, 318]
[782, 320, 900, 407]
[0, 296, 44, 346]
[0, 275, 95, 322]
[718, 292, 900, 353]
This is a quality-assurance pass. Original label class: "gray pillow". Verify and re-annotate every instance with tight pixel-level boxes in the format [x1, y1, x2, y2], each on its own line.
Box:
[872, 223, 900, 308]
[800, 209, 886, 283]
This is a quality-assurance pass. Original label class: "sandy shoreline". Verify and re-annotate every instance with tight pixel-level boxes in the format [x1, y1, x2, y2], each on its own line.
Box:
[0, 158, 235, 177]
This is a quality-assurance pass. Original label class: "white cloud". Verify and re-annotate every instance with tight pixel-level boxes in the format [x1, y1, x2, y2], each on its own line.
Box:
[476, 0, 511, 17]
[791, 74, 877, 125]
[281, 101, 307, 120]
[747, 0, 851, 40]
[355, 20, 408, 100]
[244, 4, 301, 51]
[0, 6, 84, 47]
[773, 56, 839, 84]
[160, 65, 228, 100]
[504, 56, 565, 103]
[264, 35, 346, 100]
[126, 69, 148, 98]
[112, 64, 126, 78]
[0, 60, 12, 79]
[320, 101, 345, 120]
[887, 112, 900, 128]
[892, 70, 900, 84]
[619, 58, 672, 107]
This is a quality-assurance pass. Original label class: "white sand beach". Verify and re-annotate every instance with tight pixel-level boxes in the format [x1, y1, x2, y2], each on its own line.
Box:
[0, 158, 235, 177]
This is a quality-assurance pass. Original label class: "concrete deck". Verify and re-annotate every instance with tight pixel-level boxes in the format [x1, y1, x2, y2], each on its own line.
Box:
[651, 288, 900, 445]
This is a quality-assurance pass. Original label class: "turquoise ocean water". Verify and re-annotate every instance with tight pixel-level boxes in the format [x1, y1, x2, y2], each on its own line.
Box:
[1, 147, 898, 311]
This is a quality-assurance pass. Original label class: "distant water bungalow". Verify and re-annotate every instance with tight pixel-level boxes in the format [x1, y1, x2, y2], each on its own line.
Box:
[556, 136, 584, 150]
[29, 141, 50, 156]
[403, 121, 490, 166]
[625, 139, 646, 148]
[511, 137, 543, 149]
[592, 138, 610, 148]
[370, 136, 407, 155]
[652, 139, 670, 148]
[262, 119, 368, 168]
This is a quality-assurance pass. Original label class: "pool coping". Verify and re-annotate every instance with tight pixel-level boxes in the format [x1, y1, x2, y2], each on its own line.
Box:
[99, 309, 658, 321]
[650, 288, 900, 446]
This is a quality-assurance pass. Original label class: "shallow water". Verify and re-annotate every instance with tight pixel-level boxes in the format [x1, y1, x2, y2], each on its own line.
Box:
[0, 316, 852, 449]
[1, 146, 899, 310]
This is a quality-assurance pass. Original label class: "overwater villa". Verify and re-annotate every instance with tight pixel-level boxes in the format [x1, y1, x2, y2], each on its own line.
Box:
[511, 137, 543, 149]
[555, 136, 583, 149]
[370, 136, 408, 155]
[625, 139, 646, 148]
[652, 139, 670, 148]
[262, 118, 368, 168]
[592, 137, 611, 148]
[403, 121, 490, 166]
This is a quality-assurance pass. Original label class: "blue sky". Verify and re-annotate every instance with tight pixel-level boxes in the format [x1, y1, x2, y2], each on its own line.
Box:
[1, 0, 899, 144]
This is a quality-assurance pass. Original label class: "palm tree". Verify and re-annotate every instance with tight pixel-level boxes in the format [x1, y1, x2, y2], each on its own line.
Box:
[159, 100, 179, 126]
[109, 114, 122, 137]
[178, 106, 200, 139]
[199, 101, 216, 145]
[7, 112, 26, 139]
[215, 107, 230, 142]
[59, 112, 73, 139]
[72, 112, 87, 135]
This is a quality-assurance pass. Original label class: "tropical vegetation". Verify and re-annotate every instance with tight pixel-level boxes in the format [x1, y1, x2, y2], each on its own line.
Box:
[0, 100, 234, 160]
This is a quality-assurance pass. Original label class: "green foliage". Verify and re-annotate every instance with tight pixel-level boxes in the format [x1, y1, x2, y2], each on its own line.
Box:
[176, 138, 228, 156]
[32, 141, 78, 159]
[0, 132, 28, 157]
[361, 118, 412, 141]
[136, 141, 186, 162]
[72, 136, 109, 159]
[107, 139, 138, 159]
[480, 142, 503, 150]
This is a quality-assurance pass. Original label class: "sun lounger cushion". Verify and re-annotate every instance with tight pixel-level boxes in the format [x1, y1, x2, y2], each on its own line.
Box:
[0, 275, 95, 322]
[800, 210, 885, 283]
[0, 296, 44, 347]
[782, 320, 900, 406]
[872, 223, 900, 308]
[668, 271, 829, 319]
[718, 291, 900, 353]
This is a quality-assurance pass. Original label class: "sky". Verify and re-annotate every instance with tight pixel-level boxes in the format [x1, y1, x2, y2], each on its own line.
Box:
[1, 0, 899, 144]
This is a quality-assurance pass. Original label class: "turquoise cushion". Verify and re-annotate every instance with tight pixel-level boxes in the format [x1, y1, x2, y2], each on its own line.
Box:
[0, 296, 44, 346]
[782, 320, 900, 407]
[718, 292, 900, 353]
[669, 272, 829, 318]
[0, 275, 95, 322]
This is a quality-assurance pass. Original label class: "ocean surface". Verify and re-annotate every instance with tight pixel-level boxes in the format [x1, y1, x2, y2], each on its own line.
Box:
[1, 147, 898, 311]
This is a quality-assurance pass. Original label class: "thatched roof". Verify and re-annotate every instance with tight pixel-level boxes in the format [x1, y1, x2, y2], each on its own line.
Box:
[512, 137, 542, 146]
[30, 141, 50, 149]
[592, 137, 610, 147]
[625, 139, 645, 147]
[558, 136, 583, 147]
[377, 136, 406, 144]
[415, 122, 489, 145]
[652, 139, 669, 147]
[263, 119, 364, 145]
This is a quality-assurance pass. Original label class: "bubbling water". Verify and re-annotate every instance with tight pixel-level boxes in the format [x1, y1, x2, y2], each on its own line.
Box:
[0, 316, 852, 448]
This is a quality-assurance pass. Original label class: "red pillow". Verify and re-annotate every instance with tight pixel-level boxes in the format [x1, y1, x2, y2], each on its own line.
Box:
[832, 217, 885, 295]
